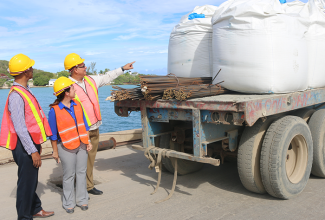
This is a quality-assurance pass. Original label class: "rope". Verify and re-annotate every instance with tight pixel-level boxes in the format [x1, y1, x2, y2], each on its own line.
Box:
[143, 147, 179, 203]
[150, 148, 167, 195]
[144, 146, 156, 169]
[155, 158, 178, 204]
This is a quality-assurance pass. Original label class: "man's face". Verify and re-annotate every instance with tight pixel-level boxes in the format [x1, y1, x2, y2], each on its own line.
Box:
[26, 67, 33, 79]
[75, 63, 87, 77]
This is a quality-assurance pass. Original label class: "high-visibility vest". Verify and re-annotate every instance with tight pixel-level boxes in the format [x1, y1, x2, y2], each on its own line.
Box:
[52, 100, 89, 150]
[73, 76, 102, 127]
[0, 85, 52, 150]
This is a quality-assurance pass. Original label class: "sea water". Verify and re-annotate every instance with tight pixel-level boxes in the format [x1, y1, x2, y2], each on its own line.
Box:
[0, 85, 141, 134]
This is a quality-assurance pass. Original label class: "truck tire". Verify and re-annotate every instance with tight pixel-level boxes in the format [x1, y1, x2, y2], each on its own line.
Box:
[260, 116, 313, 199]
[238, 117, 278, 194]
[308, 109, 325, 177]
[159, 134, 204, 175]
[293, 108, 315, 122]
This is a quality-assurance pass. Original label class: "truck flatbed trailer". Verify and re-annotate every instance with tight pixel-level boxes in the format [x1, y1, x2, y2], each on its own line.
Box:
[114, 88, 325, 200]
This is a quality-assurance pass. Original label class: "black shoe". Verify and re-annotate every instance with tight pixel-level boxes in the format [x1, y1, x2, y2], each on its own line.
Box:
[66, 208, 74, 214]
[80, 205, 88, 211]
[88, 187, 103, 195]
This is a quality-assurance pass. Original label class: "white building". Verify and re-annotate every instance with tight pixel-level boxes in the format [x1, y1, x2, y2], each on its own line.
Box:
[48, 79, 56, 86]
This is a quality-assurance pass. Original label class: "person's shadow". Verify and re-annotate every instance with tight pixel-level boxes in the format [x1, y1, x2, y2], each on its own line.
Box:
[10, 182, 48, 199]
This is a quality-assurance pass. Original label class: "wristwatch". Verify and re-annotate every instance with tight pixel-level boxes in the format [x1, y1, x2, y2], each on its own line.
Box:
[121, 66, 125, 71]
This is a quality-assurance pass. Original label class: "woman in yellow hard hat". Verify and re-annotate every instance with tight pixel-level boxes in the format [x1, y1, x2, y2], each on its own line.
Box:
[48, 77, 92, 213]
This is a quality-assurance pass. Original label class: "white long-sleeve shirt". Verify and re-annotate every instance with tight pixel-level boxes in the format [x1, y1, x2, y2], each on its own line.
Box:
[69, 68, 124, 131]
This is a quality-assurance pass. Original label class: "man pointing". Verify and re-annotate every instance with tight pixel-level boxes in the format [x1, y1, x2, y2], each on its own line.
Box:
[64, 53, 135, 195]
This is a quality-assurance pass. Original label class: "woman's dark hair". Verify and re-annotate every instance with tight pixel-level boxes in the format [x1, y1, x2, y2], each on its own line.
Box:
[49, 87, 71, 107]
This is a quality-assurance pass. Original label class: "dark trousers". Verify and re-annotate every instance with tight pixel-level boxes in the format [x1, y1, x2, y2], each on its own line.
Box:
[12, 138, 42, 220]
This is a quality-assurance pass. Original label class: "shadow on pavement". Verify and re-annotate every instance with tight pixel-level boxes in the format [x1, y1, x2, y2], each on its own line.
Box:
[93, 144, 277, 201]
[10, 182, 48, 199]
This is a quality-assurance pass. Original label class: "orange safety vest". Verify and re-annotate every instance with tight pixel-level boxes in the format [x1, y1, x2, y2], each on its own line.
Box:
[73, 76, 102, 127]
[52, 100, 89, 150]
[0, 86, 52, 150]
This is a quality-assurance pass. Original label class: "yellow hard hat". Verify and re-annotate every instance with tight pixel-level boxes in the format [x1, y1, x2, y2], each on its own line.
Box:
[9, 53, 35, 76]
[53, 77, 75, 96]
[64, 53, 85, 70]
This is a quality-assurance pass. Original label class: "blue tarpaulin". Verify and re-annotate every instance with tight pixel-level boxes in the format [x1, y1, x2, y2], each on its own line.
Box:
[188, 13, 205, 20]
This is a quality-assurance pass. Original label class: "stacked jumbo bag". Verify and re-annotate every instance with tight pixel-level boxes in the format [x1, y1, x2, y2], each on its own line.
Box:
[307, 0, 325, 89]
[212, 0, 310, 93]
[168, 5, 218, 78]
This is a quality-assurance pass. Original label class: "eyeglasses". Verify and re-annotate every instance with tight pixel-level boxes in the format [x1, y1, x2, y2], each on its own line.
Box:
[77, 64, 86, 69]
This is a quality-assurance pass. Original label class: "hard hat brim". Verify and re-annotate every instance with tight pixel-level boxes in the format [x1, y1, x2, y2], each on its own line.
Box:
[30, 59, 35, 68]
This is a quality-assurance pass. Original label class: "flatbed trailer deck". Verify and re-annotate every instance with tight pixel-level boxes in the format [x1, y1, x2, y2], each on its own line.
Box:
[114, 88, 325, 200]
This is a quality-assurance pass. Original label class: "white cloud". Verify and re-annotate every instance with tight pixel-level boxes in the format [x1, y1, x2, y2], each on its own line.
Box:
[0, 0, 231, 72]
[3, 16, 42, 26]
[85, 51, 106, 56]
[158, 50, 168, 54]
[114, 33, 138, 40]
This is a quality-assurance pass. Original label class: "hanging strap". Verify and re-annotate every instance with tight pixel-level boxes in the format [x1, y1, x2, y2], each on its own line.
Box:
[144, 147, 179, 203]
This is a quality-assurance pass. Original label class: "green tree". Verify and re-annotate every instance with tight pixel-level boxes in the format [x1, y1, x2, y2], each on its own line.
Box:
[57, 70, 70, 78]
[33, 71, 54, 86]
[0, 60, 13, 79]
[33, 75, 49, 86]
[6, 81, 12, 87]
[111, 72, 141, 85]
[86, 62, 96, 75]
[0, 78, 6, 87]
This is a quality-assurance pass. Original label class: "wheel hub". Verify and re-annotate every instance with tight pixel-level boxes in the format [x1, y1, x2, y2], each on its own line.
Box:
[286, 135, 308, 184]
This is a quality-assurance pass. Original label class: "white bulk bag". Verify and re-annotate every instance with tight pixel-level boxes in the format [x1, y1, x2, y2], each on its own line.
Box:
[168, 5, 217, 78]
[307, 0, 325, 89]
[212, 0, 309, 93]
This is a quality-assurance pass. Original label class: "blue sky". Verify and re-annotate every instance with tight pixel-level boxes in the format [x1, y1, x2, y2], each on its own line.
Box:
[0, 0, 308, 75]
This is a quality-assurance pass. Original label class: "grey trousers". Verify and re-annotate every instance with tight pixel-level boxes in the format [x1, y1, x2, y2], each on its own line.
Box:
[57, 142, 89, 209]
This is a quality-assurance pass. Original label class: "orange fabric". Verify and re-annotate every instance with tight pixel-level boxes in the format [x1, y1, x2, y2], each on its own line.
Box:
[52, 100, 89, 150]
[73, 76, 102, 126]
[0, 86, 52, 150]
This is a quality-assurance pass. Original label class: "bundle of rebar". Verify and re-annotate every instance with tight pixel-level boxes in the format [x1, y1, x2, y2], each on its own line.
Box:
[111, 86, 144, 101]
[111, 72, 228, 101]
[140, 74, 212, 97]
[170, 84, 228, 101]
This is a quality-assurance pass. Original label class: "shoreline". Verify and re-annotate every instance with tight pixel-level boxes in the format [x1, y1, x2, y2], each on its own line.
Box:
[0, 128, 142, 165]
[0, 84, 137, 90]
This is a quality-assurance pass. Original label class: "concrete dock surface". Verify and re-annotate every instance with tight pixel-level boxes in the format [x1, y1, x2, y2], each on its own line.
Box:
[1, 143, 325, 220]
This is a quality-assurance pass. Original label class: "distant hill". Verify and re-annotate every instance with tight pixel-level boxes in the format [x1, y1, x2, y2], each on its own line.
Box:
[0, 60, 11, 78]
[0, 60, 55, 86]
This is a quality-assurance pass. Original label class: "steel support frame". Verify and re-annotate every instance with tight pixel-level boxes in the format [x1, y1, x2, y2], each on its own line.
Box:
[143, 106, 240, 159]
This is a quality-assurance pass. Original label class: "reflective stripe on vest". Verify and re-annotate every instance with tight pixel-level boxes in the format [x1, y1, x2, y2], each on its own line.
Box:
[52, 100, 89, 150]
[0, 86, 52, 150]
[73, 76, 102, 127]
[13, 87, 47, 142]
[74, 94, 92, 126]
[83, 75, 102, 120]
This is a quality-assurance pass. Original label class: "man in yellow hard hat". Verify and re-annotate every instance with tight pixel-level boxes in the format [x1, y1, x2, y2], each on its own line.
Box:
[64, 53, 135, 195]
[0, 54, 54, 219]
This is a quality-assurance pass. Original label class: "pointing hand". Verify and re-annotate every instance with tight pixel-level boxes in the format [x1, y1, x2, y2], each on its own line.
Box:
[123, 61, 136, 71]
